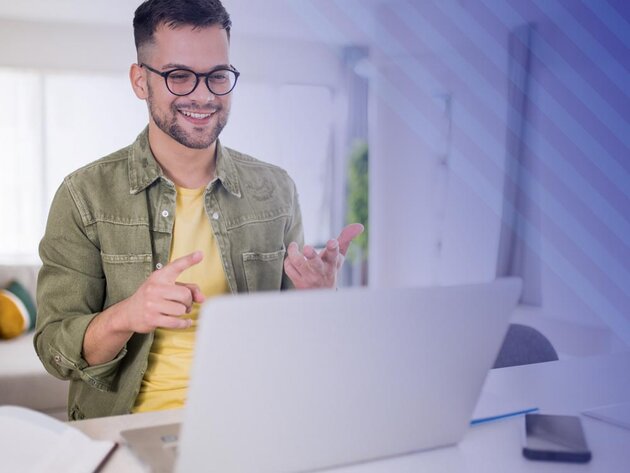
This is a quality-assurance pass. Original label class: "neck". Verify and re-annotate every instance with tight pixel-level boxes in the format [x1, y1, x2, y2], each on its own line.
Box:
[147, 123, 217, 189]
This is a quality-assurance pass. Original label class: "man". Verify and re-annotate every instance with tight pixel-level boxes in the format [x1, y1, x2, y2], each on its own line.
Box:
[34, 0, 362, 420]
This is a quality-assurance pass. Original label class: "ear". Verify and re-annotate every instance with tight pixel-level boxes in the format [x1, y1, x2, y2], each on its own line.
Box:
[130, 63, 148, 100]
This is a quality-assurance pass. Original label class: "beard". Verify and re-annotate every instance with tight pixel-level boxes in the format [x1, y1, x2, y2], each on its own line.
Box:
[147, 84, 229, 150]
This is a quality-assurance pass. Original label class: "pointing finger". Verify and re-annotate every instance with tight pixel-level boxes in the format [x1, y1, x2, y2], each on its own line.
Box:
[159, 251, 204, 281]
[337, 223, 364, 256]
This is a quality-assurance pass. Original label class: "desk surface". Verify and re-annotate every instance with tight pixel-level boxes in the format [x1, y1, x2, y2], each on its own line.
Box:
[73, 351, 630, 473]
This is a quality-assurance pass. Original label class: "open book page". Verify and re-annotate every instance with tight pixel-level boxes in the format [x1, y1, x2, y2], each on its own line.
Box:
[0, 406, 116, 473]
[583, 402, 630, 431]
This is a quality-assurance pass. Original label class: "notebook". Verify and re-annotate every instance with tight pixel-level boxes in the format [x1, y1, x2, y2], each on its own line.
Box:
[0, 405, 117, 473]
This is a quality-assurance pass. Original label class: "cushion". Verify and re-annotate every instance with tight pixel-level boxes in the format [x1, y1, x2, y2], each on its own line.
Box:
[0, 280, 37, 339]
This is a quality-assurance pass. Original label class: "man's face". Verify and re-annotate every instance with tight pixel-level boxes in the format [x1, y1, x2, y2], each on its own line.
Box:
[141, 24, 232, 150]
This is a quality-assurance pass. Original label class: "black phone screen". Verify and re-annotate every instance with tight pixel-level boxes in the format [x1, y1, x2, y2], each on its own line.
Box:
[523, 414, 591, 463]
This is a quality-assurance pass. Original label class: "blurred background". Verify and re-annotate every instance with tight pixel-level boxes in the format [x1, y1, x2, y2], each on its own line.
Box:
[0, 0, 628, 358]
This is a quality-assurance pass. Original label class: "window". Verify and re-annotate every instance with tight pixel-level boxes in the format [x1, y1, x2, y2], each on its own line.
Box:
[44, 73, 147, 209]
[0, 69, 43, 260]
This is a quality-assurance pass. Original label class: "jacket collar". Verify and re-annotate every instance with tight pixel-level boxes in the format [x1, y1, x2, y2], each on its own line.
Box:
[214, 140, 242, 198]
[128, 126, 241, 197]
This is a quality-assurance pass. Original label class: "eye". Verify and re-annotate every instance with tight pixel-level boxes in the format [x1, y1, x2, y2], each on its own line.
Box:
[209, 72, 229, 82]
[169, 71, 194, 83]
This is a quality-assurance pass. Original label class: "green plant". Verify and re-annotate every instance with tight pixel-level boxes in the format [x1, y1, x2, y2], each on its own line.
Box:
[346, 140, 368, 263]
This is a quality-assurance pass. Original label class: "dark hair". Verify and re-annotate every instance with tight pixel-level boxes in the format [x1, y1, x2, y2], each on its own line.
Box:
[133, 0, 231, 55]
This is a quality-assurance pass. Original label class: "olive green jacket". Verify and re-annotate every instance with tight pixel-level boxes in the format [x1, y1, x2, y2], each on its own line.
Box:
[34, 128, 303, 420]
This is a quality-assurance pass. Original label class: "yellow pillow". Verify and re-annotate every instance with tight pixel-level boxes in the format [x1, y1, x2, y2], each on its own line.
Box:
[0, 281, 36, 339]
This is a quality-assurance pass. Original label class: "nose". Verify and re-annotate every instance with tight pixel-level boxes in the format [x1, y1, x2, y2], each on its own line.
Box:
[189, 79, 216, 103]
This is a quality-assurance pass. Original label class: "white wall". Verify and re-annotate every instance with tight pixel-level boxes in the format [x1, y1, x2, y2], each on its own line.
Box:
[0, 19, 136, 73]
[368, 6, 510, 288]
[366, 0, 630, 357]
[0, 18, 342, 83]
[522, 20, 630, 352]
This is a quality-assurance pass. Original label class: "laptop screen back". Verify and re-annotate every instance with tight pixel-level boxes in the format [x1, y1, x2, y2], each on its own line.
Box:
[177, 279, 521, 472]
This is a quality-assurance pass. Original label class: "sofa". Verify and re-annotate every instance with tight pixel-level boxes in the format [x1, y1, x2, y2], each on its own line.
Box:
[0, 264, 68, 419]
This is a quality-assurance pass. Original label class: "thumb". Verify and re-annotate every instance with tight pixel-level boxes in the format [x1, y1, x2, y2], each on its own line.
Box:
[178, 283, 206, 303]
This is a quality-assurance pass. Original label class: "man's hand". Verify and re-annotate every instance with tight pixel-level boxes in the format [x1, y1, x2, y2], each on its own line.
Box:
[284, 223, 364, 289]
[119, 251, 206, 333]
[83, 251, 206, 366]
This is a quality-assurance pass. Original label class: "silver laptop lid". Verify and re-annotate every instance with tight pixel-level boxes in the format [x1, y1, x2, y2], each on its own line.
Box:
[177, 279, 521, 473]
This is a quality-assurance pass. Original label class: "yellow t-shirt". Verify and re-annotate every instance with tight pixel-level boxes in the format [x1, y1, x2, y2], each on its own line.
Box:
[133, 185, 229, 413]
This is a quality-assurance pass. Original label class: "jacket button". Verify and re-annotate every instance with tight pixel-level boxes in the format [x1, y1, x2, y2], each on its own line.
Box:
[156, 263, 163, 270]
[54, 355, 61, 364]
[212, 212, 219, 220]
[161, 210, 169, 218]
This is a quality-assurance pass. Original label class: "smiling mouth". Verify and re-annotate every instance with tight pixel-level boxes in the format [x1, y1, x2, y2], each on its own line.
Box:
[178, 109, 214, 119]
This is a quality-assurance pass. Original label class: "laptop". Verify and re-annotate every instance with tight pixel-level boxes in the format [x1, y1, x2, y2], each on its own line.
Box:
[123, 278, 521, 472]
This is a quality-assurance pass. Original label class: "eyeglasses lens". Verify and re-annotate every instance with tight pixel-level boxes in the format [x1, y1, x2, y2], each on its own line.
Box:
[166, 69, 237, 96]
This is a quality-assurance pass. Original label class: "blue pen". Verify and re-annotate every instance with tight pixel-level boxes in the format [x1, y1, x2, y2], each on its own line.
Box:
[470, 407, 539, 426]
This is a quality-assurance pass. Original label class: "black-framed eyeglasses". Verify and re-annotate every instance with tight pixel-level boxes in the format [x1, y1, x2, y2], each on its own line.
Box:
[141, 63, 240, 96]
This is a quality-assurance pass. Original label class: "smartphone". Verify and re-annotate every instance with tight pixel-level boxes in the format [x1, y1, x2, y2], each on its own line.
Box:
[522, 414, 592, 463]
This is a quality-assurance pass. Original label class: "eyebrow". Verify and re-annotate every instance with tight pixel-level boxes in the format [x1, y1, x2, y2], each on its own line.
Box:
[161, 62, 231, 71]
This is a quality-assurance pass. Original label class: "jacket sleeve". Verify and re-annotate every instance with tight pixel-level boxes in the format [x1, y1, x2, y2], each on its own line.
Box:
[34, 180, 127, 392]
[281, 178, 304, 290]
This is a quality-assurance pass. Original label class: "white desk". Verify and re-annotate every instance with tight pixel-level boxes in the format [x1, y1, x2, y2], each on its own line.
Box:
[73, 352, 630, 472]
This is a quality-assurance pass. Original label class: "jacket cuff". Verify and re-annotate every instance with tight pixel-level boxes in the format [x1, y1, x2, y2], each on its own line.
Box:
[48, 344, 127, 392]
[44, 313, 127, 392]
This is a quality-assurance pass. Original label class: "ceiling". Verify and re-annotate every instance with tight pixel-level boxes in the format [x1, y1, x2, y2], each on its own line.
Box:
[0, 0, 385, 45]
[0, 0, 561, 56]
[0, 0, 135, 26]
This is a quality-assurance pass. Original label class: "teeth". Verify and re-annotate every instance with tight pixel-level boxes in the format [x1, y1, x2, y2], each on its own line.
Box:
[180, 110, 211, 119]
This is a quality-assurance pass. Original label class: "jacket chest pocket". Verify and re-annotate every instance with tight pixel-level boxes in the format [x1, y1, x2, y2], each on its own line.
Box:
[101, 253, 153, 305]
[242, 248, 285, 292]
